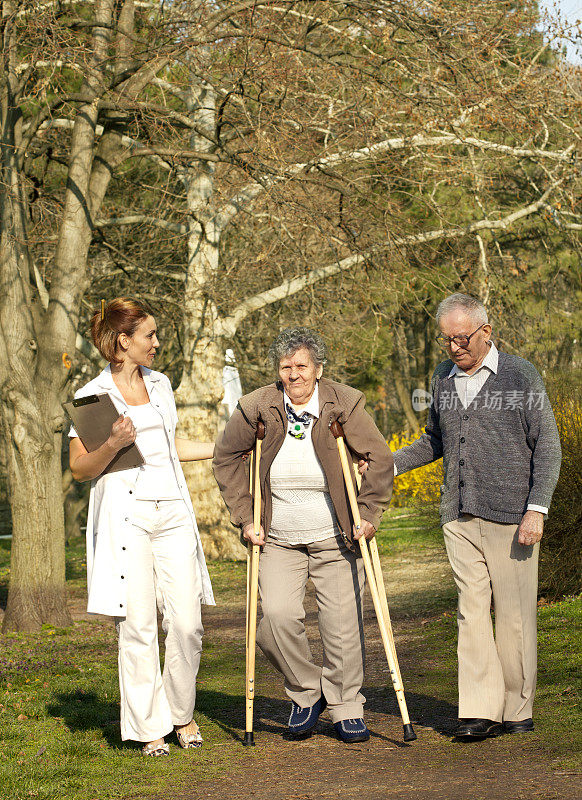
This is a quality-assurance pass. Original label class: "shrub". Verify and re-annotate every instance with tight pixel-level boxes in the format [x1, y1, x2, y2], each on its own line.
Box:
[539, 388, 582, 600]
[388, 430, 443, 508]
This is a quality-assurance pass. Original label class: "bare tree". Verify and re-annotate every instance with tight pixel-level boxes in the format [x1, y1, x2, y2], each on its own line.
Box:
[0, 0, 264, 628]
[85, 1, 580, 555]
[1, 1, 580, 631]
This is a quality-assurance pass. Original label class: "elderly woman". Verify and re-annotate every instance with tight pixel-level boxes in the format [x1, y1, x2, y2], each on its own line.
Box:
[213, 328, 393, 743]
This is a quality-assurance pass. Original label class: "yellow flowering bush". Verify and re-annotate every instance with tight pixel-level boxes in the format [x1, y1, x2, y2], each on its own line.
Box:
[388, 430, 443, 508]
[538, 390, 582, 599]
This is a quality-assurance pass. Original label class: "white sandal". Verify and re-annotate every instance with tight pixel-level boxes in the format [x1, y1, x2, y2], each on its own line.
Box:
[175, 722, 203, 749]
[142, 741, 170, 757]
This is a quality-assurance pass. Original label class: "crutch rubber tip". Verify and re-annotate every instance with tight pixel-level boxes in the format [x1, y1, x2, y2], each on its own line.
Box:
[243, 732, 255, 746]
[403, 723, 417, 742]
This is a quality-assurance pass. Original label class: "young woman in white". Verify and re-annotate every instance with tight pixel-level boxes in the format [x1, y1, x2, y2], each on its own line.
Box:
[69, 297, 215, 756]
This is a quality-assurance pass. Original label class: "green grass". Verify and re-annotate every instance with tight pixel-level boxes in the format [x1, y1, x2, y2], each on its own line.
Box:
[0, 540, 253, 800]
[0, 519, 580, 798]
[375, 506, 444, 557]
[0, 620, 254, 800]
[410, 595, 582, 764]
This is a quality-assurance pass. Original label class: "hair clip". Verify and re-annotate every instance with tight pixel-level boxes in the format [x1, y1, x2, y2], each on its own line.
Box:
[101, 299, 105, 320]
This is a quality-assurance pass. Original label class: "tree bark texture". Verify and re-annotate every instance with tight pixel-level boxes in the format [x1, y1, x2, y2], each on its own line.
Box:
[0, 0, 125, 629]
[0, 417, 69, 631]
[173, 78, 245, 558]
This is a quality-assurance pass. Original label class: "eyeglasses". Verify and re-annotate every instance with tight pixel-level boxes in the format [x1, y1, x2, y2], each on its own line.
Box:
[436, 324, 486, 349]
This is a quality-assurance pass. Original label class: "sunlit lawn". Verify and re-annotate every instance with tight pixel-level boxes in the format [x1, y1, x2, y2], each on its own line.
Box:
[0, 513, 580, 799]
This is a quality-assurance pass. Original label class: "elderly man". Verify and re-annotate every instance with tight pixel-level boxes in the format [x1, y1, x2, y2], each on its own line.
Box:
[393, 293, 561, 740]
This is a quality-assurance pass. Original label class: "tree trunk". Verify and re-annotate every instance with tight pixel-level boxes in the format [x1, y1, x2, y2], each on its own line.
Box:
[1, 402, 70, 632]
[172, 77, 245, 559]
[174, 219, 244, 559]
[392, 364, 421, 434]
[0, 56, 72, 629]
[392, 324, 421, 434]
[175, 329, 243, 560]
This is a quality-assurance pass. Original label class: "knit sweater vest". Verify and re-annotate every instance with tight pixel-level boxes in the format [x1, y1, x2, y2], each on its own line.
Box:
[393, 351, 562, 525]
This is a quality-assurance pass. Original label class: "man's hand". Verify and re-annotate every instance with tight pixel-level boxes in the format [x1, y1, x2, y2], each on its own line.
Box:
[243, 522, 265, 546]
[517, 510, 544, 546]
[353, 519, 376, 541]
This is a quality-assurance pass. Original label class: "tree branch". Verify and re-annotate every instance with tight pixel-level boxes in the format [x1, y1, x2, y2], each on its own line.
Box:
[34, 118, 174, 172]
[95, 215, 187, 234]
[215, 130, 576, 232]
[218, 182, 564, 336]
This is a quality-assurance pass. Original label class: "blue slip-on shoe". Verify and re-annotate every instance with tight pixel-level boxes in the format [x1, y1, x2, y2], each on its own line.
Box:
[287, 695, 327, 738]
[334, 718, 370, 743]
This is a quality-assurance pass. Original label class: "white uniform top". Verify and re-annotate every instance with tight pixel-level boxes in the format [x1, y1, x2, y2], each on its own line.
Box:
[124, 402, 182, 500]
[69, 364, 215, 616]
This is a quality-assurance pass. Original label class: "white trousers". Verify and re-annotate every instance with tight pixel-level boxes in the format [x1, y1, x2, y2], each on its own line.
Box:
[115, 499, 204, 742]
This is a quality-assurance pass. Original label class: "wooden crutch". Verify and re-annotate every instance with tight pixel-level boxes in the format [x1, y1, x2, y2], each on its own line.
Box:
[244, 420, 265, 746]
[352, 464, 403, 689]
[330, 420, 417, 742]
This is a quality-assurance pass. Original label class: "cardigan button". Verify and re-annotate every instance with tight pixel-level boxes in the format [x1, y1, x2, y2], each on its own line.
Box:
[459, 481, 465, 487]
[460, 437, 465, 443]
[463, 414, 469, 420]
[459, 459, 465, 466]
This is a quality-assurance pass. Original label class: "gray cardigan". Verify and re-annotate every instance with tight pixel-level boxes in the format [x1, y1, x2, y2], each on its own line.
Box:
[392, 352, 562, 525]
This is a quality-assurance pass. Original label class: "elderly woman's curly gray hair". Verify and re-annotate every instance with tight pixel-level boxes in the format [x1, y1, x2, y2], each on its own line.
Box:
[268, 327, 327, 371]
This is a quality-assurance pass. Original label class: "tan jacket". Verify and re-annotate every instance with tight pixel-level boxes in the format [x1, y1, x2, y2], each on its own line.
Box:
[212, 377, 394, 548]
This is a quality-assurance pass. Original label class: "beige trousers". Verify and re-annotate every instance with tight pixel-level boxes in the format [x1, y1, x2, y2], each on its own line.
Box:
[115, 499, 204, 742]
[443, 514, 539, 722]
[256, 535, 366, 724]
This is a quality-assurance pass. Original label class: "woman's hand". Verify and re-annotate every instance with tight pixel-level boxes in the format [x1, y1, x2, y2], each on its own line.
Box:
[107, 415, 136, 453]
[70, 415, 135, 482]
[243, 522, 265, 546]
[353, 519, 376, 541]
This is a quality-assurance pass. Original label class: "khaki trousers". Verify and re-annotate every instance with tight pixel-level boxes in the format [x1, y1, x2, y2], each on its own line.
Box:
[256, 535, 366, 723]
[443, 514, 539, 722]
[115, 500, 204, 742]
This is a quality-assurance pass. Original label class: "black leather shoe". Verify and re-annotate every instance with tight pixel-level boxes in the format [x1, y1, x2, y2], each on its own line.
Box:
[455, 718, 503, 740]
[503, 718, 534, 734]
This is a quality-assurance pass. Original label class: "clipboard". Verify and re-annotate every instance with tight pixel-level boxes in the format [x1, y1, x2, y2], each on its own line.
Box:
[64, 393, 144, 474]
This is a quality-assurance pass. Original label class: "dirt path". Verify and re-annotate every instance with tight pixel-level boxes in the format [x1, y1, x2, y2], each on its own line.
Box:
[151, 539, 579, 800]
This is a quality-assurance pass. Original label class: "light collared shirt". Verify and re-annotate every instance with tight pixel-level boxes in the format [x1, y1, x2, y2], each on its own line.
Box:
[448, 341, 499, 409]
